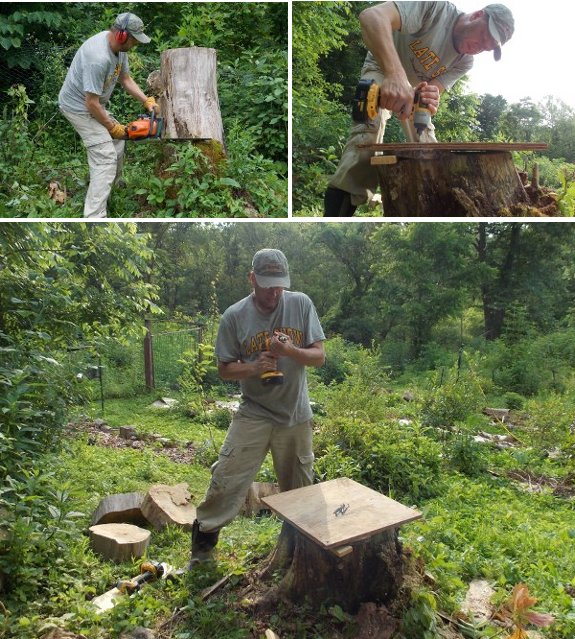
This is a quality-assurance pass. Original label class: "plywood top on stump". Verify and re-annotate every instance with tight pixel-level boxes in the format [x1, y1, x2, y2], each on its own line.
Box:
[261, 478, 421, 549]
[360, 142, 548, 154]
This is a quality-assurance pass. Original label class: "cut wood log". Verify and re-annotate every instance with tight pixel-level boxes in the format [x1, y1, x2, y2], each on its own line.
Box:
[90, 492, 147, 527]
[88, 523, 150, 563]
[141, 483, 196, 531]
[241, 481, 280, 517]
[151, 47, 225, 147]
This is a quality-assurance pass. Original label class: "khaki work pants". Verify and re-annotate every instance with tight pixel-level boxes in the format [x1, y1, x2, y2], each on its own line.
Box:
[329, 58, 429, 207]
[60, 109, 125, 218]
[196, 414, 315, 533]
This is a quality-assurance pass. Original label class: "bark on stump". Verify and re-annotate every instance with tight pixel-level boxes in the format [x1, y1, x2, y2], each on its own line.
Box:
[376, 150, 528, 216]
[90, 491, 147, 527]
[148, 47, 225, 150]
[258, 522, 405, 614]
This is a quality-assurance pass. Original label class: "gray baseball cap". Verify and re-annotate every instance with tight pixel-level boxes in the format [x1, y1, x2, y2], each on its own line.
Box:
[114, 12, 151, 44]
[484, 4, 514, 61]
[252, 249, 290, 289]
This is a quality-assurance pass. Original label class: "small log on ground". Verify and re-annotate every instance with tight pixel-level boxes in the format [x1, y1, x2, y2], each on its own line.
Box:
[151, 47, 225, 148]
[141, 483, 196, 531]
[241, 482, 280, 517]
[88, 523, 150, 562]
[364, 143, 548, 217]
[482, 408, 511, 421]
[90, 492, 147, 527]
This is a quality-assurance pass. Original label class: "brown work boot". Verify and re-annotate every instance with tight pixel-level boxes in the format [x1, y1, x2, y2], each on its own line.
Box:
[188, 520, 219, 569]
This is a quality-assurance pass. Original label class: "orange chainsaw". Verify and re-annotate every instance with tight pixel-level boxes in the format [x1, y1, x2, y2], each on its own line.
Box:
[126, 110, 164, 141]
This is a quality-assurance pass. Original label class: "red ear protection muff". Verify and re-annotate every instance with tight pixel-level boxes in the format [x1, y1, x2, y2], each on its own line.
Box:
[115, 28, 128, 44]
[114, 14, 130, 44]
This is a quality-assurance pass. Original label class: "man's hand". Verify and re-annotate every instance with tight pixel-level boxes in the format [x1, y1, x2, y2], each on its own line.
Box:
[143, 96, 160, 115]
[379, 76, 416, 120]
[108, 123, 127, 139]
[253, 351, 279, 376]
[269, 332, 292, 357]
[415, 81, 441, 115]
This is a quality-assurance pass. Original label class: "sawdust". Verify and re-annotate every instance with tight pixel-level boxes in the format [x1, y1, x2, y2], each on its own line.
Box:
[461, 579, 495, 623]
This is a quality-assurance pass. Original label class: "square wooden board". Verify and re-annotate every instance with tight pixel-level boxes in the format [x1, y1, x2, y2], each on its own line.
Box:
[261, 477, 421, 549]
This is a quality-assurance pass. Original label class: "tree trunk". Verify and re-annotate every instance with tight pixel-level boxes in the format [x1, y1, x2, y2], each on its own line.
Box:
[365, 143, 547, 217]
[258, 522, 404, 614]
[152, 47, 225, 148]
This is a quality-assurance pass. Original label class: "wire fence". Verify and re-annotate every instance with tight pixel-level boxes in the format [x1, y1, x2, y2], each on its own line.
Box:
[151, 323, 204, 389]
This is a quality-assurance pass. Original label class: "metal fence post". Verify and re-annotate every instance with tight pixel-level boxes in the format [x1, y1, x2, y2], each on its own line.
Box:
[144, 318, 155, 391]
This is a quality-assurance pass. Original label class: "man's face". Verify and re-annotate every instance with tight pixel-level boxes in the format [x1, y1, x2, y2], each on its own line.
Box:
[117, 35, 139, 52]
[455, 12, 499, 56]
[250, 273, 284, 313]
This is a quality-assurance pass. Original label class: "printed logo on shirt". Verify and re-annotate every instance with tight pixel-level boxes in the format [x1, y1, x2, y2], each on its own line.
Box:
[409, 40, 447, 79]
[243, 328, 305, 357]
[102, 63, 122, 93]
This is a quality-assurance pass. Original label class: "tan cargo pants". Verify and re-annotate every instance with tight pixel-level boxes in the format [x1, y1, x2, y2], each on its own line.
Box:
[329, 58, 431, 207]
[196, 414, 314, 533]
[60, 109, 125, 218]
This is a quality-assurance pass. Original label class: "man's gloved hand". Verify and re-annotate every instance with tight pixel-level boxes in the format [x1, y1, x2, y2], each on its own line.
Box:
[109, 123, 127, 139]
[143, 96, 160, 114]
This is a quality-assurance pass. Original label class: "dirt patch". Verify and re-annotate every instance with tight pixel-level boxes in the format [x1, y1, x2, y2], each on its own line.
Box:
[506, 469, 575, 498]
[65, 418, 197, 465]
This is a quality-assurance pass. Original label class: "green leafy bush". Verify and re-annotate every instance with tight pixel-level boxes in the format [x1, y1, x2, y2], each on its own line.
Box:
[421, 372, 484, 430]
[446, 434, 487, 477]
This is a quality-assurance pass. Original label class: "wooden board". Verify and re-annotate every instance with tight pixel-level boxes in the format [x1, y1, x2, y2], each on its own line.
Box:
[361, 142, 548, 153]
[261, 478, 421, 549]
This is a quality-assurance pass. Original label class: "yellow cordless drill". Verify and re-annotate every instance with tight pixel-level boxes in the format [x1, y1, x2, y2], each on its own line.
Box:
[260, 333, 288, 386]
[352, 79, 431, 137]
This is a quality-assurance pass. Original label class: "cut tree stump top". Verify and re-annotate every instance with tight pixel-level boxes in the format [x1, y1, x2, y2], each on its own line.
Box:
[261, 478, 421, 550]
[360, 142, 548, 154]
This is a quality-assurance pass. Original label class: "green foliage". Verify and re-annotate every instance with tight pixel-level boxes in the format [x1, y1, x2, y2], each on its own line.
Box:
[0, 224, 159, 481]
[504, 391, 525, 410]
[219, 50, 288, 162]
[398, 590, 440, 639]
[446, 434, 488, 477]
[421, 372, 485, 430]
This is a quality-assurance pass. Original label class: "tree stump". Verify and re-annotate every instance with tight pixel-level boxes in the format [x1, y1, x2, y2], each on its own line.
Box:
[260, 478, 421, 613]
[148, 47, 225, 148]
[365, 142, 548, 216]
[259, 522, 404, 613]
[88, 523, 150, 562]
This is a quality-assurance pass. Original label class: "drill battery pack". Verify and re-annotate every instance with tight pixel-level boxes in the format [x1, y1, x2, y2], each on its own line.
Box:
[352, 79, 380, 123]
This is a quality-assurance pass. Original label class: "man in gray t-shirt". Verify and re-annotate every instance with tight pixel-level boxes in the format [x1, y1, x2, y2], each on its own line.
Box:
[58, 12, 159, 218]
[324, 2, 515, 216]
[189, 249, 326, 566]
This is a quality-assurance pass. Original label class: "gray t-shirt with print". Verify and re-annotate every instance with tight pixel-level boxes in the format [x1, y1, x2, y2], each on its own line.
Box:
[364, 1, 474, 90]
[59, 31, 129, 114]
[215, 291, 325, 427]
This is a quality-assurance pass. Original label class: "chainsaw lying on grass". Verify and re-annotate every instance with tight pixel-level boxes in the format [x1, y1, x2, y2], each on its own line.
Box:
[126, 109, 164, 141]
